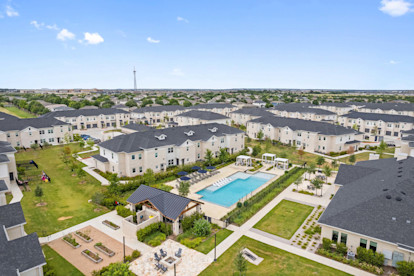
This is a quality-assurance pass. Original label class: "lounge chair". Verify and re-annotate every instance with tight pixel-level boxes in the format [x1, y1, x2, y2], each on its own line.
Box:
[154, 253, 161, 262]
[160, 248, 167, 257]
[175, 248, 182, 258]
[154, 262, 162, 270]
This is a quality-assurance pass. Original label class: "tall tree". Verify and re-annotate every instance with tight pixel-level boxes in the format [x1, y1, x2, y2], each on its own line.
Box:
[234, 251, 247, 276]
[205, 149, 213, 166]
[322, 165, 332, 184]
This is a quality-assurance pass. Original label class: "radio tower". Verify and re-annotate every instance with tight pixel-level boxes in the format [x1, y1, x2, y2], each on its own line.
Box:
[133, 66, 137, 90]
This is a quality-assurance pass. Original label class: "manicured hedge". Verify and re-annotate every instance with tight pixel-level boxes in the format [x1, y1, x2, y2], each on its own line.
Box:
[136, 222, 172, 242]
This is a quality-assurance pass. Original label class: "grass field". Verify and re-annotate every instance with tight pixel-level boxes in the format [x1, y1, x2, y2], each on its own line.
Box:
[42, 245, 84, 276]
[200, 236, 350, 276]
[338, 151, 393, 164]
[78, 149, 99, 158]
[195, 229, 233, 254]
[16, 143, 108, 236]
[0, 106, 36, 118]
[246, 139, 321, 166]
[6, 192, 13, 204]
[254, 200, 314, 239]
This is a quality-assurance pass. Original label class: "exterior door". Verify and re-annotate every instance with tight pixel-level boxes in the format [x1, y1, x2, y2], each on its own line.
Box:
[392, 251, 404, 267]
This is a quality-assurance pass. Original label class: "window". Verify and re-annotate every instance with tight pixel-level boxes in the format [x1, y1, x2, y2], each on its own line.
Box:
[132, 155, 135, 160]
[132, 168, 136, 173]
[332, 231, 339, 242]
[139, 154, 142, 160]
[112, 153, 114, 159]
[15, 133, 18, 137]
[7, 133, 10, 138]
[155, 153, 158, 158]
[48, 129, 53, 134]
[186, 147, 189, 151]
[39, 130, 45, 135]
[212, 142, 214, 146]
[340, 233, 347, 245]
[197, 142, 200, 148]
[139, 167, 143, 173]
[369, 241, 377, 252]
[49, 138, 54, 142]
[197, 153, 200, 159]
[168, 147, 173, 153]
[360, 238, 367, 248]
[221, 138, 224, 143]
[16, 142, 20, 146]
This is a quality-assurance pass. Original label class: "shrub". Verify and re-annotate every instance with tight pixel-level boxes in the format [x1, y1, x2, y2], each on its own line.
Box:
[396, 261, 414, 276]
[136, 222, 171, 242]
[322, 238, 332, 250]
[243, 201, 248, 207]
[116, 205, 133, 218]
[131, 250, 141, 259]
[336, 243, 348, 256]
[181, 212, 204, 232]
[181, 237, 203, 249]
[356, 247, 384, 267]
[237, 202, 242, 208]
[193, 219, 211, 237]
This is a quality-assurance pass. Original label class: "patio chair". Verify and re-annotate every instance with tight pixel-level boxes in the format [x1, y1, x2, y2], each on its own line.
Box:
[160, 248, 167, 257]
[175, 248, 182, 258]
[154, 253, 161, 262]
[161, 265, 168, 273]
[154, 262, 162, 270]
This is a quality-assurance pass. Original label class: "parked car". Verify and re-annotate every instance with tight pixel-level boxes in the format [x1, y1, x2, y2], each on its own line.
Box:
[80, 134, 90, 140]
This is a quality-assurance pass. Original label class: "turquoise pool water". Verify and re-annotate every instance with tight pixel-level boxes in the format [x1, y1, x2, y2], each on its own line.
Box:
[196, 172, 274, 207]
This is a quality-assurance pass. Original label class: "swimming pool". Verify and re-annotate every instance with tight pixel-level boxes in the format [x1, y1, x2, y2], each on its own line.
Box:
[196, 172, 275, 207]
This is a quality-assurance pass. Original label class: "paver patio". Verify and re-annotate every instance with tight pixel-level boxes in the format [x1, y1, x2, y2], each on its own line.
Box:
[48, 225, 133, 276]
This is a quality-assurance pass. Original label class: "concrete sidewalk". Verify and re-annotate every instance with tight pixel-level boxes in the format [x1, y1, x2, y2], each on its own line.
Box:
[9, 182, 23, 203]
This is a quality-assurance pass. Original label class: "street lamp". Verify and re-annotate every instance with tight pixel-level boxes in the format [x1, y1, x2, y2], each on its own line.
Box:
[214, 233, 217, 261]
[123, 236, 126, 263]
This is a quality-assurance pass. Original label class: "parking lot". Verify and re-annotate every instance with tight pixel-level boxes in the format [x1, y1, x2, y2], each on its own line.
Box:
[73, 127, 124, 143]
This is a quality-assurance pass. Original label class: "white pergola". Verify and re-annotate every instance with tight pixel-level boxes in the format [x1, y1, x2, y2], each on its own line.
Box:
[236, 155, 253, 166]
[262, 153, 276, 164]
[275, 157, 289, 170]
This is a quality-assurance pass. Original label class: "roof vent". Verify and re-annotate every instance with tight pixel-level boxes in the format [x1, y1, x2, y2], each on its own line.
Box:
[398, 175, 402, 178]
[401, 191, 406, 195]
[208, 127, 218, 133]
[155, 134, 167, 140]
[383, 188, 389, 192]
[396, 197, 402, 201]
[184, 130, 195, 136]
[407, 220, 411, 224]
[392, 217, 396, 221]
[398, 167, 403, 170]
[386, 195, 392, 199]
[398, 171, 403, 174]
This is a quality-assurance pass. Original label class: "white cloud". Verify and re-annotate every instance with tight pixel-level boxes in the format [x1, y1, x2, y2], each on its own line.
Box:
[57, 29, 75, 41]
[30, 20, 44, 29]
[147, 37, 160, 43]
[389, 60, 399, 64]
[170, 68, 184, 76]
[177, 16, 189, 23]
[46, 24, 59, 30]
[82, 32, 104, 45]
[30, 21, 60, 31]
[379, 0, 413, 16]
[6, 5, 19, 17]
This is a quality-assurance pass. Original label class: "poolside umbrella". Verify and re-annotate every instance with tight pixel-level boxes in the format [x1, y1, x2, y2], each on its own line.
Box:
[206, 166, 216, 170]
[198, 169, 207, 174]
[191, 166, 201, 170]
[180, 176, 191, 181]
[177, 171, 188, 176]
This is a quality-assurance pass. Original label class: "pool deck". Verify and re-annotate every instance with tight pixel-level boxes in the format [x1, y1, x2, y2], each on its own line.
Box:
[168, 163, 285, 220]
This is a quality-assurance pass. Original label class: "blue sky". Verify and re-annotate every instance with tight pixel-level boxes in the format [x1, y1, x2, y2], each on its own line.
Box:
[1, 0, 414, 89]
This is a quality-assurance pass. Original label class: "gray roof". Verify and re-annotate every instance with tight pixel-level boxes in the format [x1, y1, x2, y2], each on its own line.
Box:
[0, 230, 45, 275]
[127, 185, 200, 220]
[0, 117, 69, 132]
[0, 112, 19, 121]
[402, 129, 414, 134]
[133, 105, 186, 114]
[177, 110, 229, 120]
[191, 103, 235, 110]
[249, 116, 356, 136]
[99, 123, 243, 153]
[342, 112, 414, 123]
[271, 103, 336, 115]
[0, 180, 8, 192]
[0, 202, 26, 228]
[92, 154, 108, 163]
[230, 107, 274, 117]
[41, 108, 128, 118]
[361, 102, 414, 112]
[122, 123, 153, 132]
[319, 157, 414, 249]
[0, 141, 16, 154]
[0, 154, 10, 163]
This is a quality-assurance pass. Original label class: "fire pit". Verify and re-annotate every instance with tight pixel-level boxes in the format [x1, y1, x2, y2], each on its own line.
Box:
[160, 256, 181, 268]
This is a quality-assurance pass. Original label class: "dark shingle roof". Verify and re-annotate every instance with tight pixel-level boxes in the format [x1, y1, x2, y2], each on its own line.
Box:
[319, 157, 414, 249]
[177, 110, 229, 120]
[0, 180, 8, 192]
[99, 123, 243, 153]
[0, 117, 69, 131]
[190, 103, 235, 110]
[133, 105, 186, 114]
[230, 107, 273, 117]
[122, 123, 153, 132]
[0, 112, 19, 121]
[92, 154, 108, 163]
[272, 103, 336, 115]
[342, 112, 414, 123]
[249, 116, 356, 136]
[0, 141, 16, 154]
[127, 185, 200, 220]
[0, 154, 10, 163]
[0, 202, 26, 228]
[41, 108, 128, 118]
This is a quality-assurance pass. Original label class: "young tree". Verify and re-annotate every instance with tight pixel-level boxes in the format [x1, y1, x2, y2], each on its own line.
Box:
[35, 186, 43, 201]
[311, 178, 324, 196]
[331, 159, 338, 168]
[205, 149, 213, 166]
[63, 133, 72, 144]
[376, 140, 387, 156]
[234, 251, 247, 276]
[143, 169, 155, 184]
[76, 167, 87, 180]
[178, 181, 190, 197]
[307, 163, 316, 179]
[322, 165, 332, 184]
[219, 148, 229, 164]
[294, 176, 303, 191]
[349, 154, 356, 164]
[252, 145, 261, 157]
[316, 156, 325, 168]
[257, 130, 264, 140]
[297, 148, 304, 160]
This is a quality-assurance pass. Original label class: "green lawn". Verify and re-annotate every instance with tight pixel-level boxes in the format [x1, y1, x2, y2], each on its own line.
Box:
[246, 139, 321, 166]
[78, 150, 99, 158]
[383, 147, 396, 154]
[16, 144, 108, 236]
[0, 106, 36, 118]
[338, 151, 393, 164]
[6, 192, 13, 204]
[42, 245, 84, 276]
[254, 200, 314, 239]
[195, 229, 233, 254]
[200, 236, 350, 276]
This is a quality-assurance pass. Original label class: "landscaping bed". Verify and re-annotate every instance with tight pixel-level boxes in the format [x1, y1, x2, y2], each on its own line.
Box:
[63, 235, 80, 249]
[94, 242, 115, 257]
[75, 231, 93, 243]
[42, 245, 83, 276]
[82, 249, 103, 263]
[136, 222, 172, 247]
[102, 220, 120, 230]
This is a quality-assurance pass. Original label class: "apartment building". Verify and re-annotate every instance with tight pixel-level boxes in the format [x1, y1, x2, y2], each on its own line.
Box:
[358, 103, 414, 117]
[229, 108, 273, 126]
[190, 103, 238, 116]
[338, 112, 414, 141]
[395, 130, 414, 158]
[0, 142, 18, 192]
[131, 105, 186, 125]
[312, 102, 363, 115]
[269, 103, 337, 122]
[247, 116, 361, 154]
[92, 123, 244, 177]
[0, 117, 72, 148]
[174, 110, 230, 126]
[319, 158, 414, 267]
[42, 108, 130, 130]
[0, 202, 45, 275]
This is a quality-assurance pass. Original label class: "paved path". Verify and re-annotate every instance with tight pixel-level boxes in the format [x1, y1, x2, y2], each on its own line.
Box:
[207, 177, 374, 276]
[9, 182, 23, 203]
[39, 211, 151, 253]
